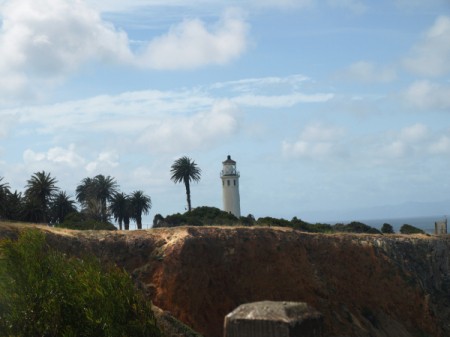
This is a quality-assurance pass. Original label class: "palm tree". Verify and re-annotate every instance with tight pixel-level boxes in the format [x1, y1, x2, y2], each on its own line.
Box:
[94, 175, 118, 221]
[4, 190, 24, 221]
[76, 175, 118, 222]
[24, 171, 59, 223]
[0, 177, 10, 219]
[110, 192, 130, 230]
[75, 177, 94, 207]
[50, 191, 77, 224]
[170, 156, 201, 212]
[130, 190, 151, 230]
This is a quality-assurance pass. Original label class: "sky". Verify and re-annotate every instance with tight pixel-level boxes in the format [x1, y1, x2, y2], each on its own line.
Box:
[0, 0, 450, 227]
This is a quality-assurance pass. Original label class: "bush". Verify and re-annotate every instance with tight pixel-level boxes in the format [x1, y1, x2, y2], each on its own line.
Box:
[381, 223, 395, 234]
[255, 217, 292, 227]
[57, 212, 117, 230]
[400, 224, 425, 235]
[334, 221, 381, 234]
[154, 206, 239, 228]
[0, 229, 161, 337]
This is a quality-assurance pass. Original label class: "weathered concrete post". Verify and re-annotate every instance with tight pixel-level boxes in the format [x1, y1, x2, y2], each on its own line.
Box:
[224, 301, 323, 337]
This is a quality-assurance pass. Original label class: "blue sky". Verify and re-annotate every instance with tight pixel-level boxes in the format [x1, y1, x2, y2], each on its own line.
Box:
[0, 0, 450, 227]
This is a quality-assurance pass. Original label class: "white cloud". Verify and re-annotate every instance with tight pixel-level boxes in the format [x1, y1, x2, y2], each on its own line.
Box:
[85, 151, 120, 173]
[0, 0, 132, 100]
[327, 0, 367, 14]
[0, 1, 249, 100]
[282, 123, 345, 159]
[23, 144, 86, 168]
[233, 92, 334, 107]
[429, 135, 450, 154]
[210, 74, 310, 93]
[404, 15, 450, 77]
[403, 80, 450, 111]
[337, 61, 397, 83]
[251, 0, 312, 9]
[138, 100, 240, 154]
[138, 9, 248, 70]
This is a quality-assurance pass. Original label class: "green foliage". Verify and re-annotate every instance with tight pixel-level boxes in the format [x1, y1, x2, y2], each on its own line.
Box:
[170, 156, 201, 212]
[0, 229, 161, 337]
[255, 216, 292, 227]
[334, 221, 381, 234]
[57, 212, 117, 231]
[400, 224, 425, 235]
[154, 206, 238, 227]
[381, 223, 395, 234]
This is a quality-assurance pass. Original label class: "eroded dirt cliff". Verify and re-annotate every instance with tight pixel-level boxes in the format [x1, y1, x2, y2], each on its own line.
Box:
[1, 223, 449, 337]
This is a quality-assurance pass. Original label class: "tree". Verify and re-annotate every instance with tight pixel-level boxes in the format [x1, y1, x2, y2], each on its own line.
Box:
[24, 171, 59, 223]
[2, 191, 24, 221]
[400, 224, 425, 235]
[170, 156, 201, 212]
[381, 223, 395, 234]
[109, 192, 130, 230]
[76, 175, 118, 222]
[130, 191, 151, 230]
[0, 177, 10, 219]
[49, 191, 77, 224]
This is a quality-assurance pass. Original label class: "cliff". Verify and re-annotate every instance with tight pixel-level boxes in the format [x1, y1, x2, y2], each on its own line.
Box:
[0, 223, 449, 337]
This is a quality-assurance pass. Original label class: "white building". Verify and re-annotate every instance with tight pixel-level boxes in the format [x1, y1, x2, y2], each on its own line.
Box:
[221, 155, 241, 218]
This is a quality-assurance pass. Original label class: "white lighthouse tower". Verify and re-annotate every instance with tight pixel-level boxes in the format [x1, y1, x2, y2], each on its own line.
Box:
[221, 155, 241, 218]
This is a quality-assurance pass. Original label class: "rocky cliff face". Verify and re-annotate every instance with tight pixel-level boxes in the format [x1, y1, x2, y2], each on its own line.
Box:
[1, 224, 449, 337]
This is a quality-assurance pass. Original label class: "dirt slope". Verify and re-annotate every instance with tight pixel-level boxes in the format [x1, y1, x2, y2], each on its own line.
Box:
[1, 223, 449, 337]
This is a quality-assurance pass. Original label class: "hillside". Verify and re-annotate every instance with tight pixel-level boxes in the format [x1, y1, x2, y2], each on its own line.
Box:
[0, 223, 449, 337]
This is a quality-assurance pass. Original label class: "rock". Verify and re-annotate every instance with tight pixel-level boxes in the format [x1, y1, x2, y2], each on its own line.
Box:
[224, 301, 323, 337]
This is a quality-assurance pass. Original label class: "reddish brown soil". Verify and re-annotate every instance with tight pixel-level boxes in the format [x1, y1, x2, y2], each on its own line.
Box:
[1, 223, 449, 337]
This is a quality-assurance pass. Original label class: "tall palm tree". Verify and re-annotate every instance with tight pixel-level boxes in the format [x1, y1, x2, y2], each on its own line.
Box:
[24, 171, 59, 223]
[130, 190, 151, 230]
[93, 175, 118, 222]
[76, 175, 118, 222]
[75, 177, 94, 207]
[50, 191, 77, 224]
[170, 156, 201, 212]
[110, 192, 130, 230]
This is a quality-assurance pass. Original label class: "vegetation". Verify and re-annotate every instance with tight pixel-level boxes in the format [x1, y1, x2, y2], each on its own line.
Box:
[0, 229, 161, 337]
[24, 171, 59, 223]
[170, 156, 201, 212]
[153, 208, 384, 234]
[76, 175, 118, 222]
[334, 221, 381, 234]
[153, 206, 238, 227]
[381, 223, 395, 234]
[0, 173, 151, 230]
[130, 191, 152, 230]
[400, 224, 425, 235]
[56, 212, 117, 231]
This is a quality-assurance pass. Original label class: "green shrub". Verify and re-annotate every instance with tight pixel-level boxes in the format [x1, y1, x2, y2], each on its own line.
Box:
[381, 223, 395, 234]
[0, 229, 161, 337]
[334, 221, 381, 234]
[57, 212, 117, 230]
[400, 224, 425, 235]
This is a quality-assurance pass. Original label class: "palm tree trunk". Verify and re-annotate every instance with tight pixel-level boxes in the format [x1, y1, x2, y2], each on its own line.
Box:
[184, 179, 191, 211]
[137, 215, 142, 230]
[124, 216, 130, 230]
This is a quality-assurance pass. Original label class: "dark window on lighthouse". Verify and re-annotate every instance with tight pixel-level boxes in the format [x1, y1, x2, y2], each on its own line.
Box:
[233, 180, 236, 186]
[227, 180, 230, 186]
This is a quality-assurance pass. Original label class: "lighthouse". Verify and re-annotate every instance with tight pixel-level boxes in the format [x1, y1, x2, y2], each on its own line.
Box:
[221, 155, 241, 218]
